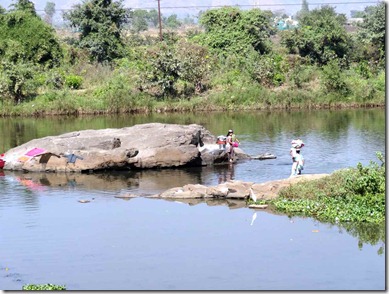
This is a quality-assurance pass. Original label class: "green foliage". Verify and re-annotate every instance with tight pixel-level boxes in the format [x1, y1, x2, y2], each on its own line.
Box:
[140, 41, 212, 98]
[129, 9, 149, 33]
[163, 14, 182, 29]
[290, 63, 317, 89]
[0, 10, 63, 68]
[251, 53, 288, 87]
[43, 69, 64, 90]
[357, 2, 385, 62]
[174, 40, 213, 93]
[270, 153, 385, 224]
[64, 0, 130, 63]
[321, 60, 348, 94]
[140, 44, 180, 98]
[65, 74, 83, 89]
[196, 7, 275, 56]
[0, 4, 63, 103]
[0, 60, 37, 103]
[22, 283, 66, 290]
[93, 73, 132, 111]
[371, 70, 385, 93]
[10, 0, 37, 16]
[281, 6, 350, 65]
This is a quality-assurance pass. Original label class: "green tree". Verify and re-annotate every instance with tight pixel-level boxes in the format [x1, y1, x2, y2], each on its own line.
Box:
[296, 0, 309, 19]
[321, 59, 349, 94]
[0, 1, 63, 103]
[129, 9, 149, 33]
[147, 9, 159, 27]
[182, 14, 195, 25]
[196, 7, 275, 56]
[164, 14, 181, 29]
[281, 5, 350, 66]
[10, 0, 36, 16]
[44, 1, 55, 25]
[140, 44, 180, 97]
[64, 0, 130, 63]
[175, 40, 212, 93]
[140, 40, 212, 97]
[357, 2, 385, 62]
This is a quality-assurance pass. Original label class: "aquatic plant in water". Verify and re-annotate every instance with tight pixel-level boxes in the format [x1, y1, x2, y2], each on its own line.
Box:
[22, 283, 66, 290]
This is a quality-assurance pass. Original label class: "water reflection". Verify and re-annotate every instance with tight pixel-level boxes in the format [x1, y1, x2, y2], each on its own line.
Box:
[340, 222, 386, 255]
[0, 108, 385, 290]
[216, 163, 235, 184]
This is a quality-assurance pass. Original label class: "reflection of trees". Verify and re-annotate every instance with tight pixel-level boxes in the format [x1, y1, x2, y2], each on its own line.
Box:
[326, 221, 385, 255]
[340, 222, 385, 255]
[0, 108, 384, 151]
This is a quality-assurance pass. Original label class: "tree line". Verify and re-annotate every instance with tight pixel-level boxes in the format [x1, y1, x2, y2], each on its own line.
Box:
[0, 0, 385, 115]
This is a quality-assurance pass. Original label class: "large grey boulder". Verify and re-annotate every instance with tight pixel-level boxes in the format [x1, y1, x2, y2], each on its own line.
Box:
[2, 123, 250, 172]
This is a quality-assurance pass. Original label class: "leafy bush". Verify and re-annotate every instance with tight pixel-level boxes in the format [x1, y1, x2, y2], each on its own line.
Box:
[175, 40, 213, 93]
[22, 283, 66, 290]
[282, 6, 350, 66]
[290, 64, 317, 89]
[0, 60, 37, 103]
[196, 7, 275, 57]
[65, 74, 83, 89]
[271, 152, 385, 224]
[0, 10, 63, 68]
[321, 60, 349, 95]
[0, 7, 63, 103]
[251, 54, 288, 87]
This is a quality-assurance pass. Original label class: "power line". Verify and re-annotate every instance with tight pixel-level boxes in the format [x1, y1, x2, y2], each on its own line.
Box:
[32, 1, 379, 12]
[132, 1, 379, 9]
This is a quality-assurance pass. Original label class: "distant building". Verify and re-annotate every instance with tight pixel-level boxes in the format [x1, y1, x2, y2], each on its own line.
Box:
[346, 17, 364, 25]
[344, 17, 363, 33]
[275, 16, 298, 30]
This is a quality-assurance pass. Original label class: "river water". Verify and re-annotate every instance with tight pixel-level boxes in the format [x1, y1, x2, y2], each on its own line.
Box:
[0, 108, 385, 290]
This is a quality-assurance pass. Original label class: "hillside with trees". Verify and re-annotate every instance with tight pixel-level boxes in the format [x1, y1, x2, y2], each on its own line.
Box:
[0, 0, 385, 116]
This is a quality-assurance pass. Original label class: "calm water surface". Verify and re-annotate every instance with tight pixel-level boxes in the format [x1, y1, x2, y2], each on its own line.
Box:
[0, 108, 385, 290]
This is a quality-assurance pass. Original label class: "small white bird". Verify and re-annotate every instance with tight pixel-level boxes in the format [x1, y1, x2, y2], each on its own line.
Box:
[250, 212, 257, 226]
[249, 188, 257, 202]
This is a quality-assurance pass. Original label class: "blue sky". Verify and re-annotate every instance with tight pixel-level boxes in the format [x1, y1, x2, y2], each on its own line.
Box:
[0, 0, 379, 18]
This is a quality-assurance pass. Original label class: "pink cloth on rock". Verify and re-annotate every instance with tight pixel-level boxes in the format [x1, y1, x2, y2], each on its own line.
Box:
[25, 148, 45, 157]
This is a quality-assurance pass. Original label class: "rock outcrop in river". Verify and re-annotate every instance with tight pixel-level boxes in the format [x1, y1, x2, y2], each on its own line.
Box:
[136, 174, 330, 201]
[3, 123, 257, 172]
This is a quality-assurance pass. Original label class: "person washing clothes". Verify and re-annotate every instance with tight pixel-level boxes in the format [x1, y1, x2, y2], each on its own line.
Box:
[226, 129, 235, 162]
[231, 132, 240, 147]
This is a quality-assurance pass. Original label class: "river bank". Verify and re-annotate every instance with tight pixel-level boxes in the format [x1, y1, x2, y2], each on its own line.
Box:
[0, 84, 385, 117]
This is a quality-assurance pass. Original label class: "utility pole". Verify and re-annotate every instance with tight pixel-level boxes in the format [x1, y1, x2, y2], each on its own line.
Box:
[157, 0, 163, 41]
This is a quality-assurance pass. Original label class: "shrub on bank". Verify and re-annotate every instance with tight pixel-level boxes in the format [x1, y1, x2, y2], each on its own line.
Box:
[266, 152, 385, 224]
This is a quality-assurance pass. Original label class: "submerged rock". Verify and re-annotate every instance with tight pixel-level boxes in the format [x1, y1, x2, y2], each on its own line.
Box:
[149, 174, 330, 200]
